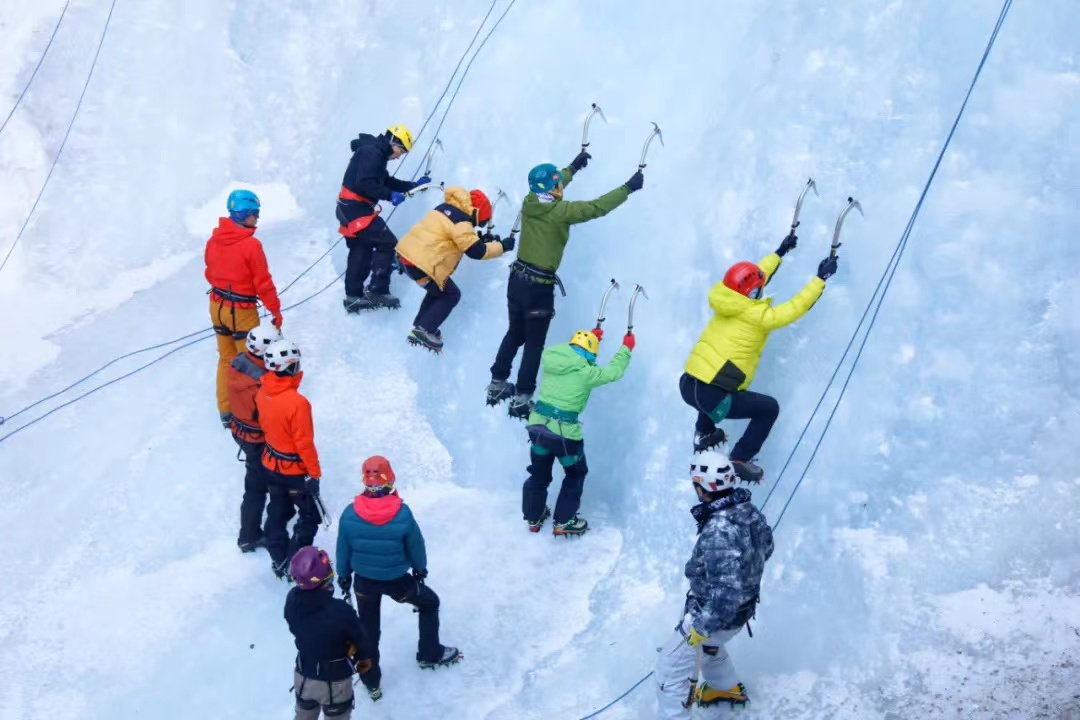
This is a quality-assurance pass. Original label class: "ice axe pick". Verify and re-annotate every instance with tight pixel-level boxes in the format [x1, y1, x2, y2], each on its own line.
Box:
[791, 178, 818, 235]
[595, 278, 620, 330]
[638, 123, 664, 171]
[627, 284, 648, 332]
[581, 103, 607, 152]
[831, 196, 864, 258]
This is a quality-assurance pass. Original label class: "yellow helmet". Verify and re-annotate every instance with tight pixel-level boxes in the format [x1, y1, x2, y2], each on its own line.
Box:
[569, 330, 599, 356]
[387, 124, 414, 152]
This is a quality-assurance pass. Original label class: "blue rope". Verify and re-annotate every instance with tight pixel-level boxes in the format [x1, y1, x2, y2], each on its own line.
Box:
[770, 0, 1013, 530]
[576, 671, 653, 720]
[0, 0, 119, 277]
[0, 0, 73, 138]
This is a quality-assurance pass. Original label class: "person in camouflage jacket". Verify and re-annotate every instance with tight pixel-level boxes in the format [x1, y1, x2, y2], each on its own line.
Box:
[654, 450, 774, 717]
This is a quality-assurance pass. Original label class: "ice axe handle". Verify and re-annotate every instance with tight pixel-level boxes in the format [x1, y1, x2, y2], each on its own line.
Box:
[596, 278, 620, 329]
[627, 285, 648, 331]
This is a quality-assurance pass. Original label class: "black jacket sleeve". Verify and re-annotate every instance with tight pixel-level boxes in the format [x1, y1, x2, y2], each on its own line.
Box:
[463, 238, 487, 260]
[385, 176, 415, 193]
[342, 603, 374, 658]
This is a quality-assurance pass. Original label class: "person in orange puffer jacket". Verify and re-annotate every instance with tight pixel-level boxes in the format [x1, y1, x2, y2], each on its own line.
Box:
[205, 189, 284, 428]
[256, 339, 322, 579]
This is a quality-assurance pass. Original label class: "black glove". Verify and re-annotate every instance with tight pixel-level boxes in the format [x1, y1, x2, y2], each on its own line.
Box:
[500, 235, 516, 253]
[412, 568, 429, 583]
[481, 230, 501, 243]
[305, 476, 320, 496]
[624, 171, 644, 193]
[817, 256, 838, 281]
[776, 232, 798, 258]
[570, 150, 591, 172]
[338, 574, 351, 596]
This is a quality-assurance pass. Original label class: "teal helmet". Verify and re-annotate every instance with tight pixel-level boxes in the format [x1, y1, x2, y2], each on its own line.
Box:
[528, 163, 562, 194]
[227, 189, 261, 223]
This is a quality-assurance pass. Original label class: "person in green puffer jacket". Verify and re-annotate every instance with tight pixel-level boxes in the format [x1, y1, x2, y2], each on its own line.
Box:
[522, 327, 636, 536]
[487, 152, 645, 420]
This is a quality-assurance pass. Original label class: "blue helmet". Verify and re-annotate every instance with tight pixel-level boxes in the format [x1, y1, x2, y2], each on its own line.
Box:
[227, 189, 261, 223]
[528, 163, 562, 194]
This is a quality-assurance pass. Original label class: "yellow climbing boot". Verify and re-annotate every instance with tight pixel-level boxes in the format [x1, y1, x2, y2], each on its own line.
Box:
[696, 681, 748, 707]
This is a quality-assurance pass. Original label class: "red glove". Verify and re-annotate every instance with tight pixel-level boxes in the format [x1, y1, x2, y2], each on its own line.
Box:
[592, 327, 604, 342]
[271, 314, 283, 329]
[622, 333, 636, 351]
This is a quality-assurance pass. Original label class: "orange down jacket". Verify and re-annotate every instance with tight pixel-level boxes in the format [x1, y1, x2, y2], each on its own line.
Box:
[256, 371, 322, 478]
[204, 218, 283, 325]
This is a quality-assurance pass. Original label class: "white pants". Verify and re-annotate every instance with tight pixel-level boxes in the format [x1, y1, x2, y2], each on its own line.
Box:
[654, 614, 741, 720]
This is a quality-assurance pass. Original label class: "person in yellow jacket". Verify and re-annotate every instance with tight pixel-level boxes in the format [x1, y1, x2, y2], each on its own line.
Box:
[680, 232, 839, 482]
[396, 187, 514, 352]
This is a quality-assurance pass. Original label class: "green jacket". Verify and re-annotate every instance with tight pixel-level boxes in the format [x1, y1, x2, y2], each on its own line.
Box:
[515, 166, 631, 272]
[527, 343, 632, 440]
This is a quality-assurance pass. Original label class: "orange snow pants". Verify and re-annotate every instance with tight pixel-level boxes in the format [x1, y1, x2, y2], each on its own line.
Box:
[210, 297, 261, 414]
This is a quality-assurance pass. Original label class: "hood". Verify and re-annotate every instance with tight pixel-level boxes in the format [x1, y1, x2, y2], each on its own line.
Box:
[690, 487, 753, 532]
[521, 192, 558, 217]
[443, 186, 475, 216]
[259, 370, 303, 396]
[351, 132, 387, 154]
[542, 343, 590, 375]
[209, 217, 256, 246]
[354, 493, 403, 526]
[711, 283, 771, 318]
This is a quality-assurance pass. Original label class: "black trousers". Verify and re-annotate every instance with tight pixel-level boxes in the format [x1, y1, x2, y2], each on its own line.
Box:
[522, 426, 587, 525]
[678, 372, 780, 462]
[404, 264, 461, 332]
[339, 209, 399, 297]
[263, 470, 321, 566]
[353, 574, 442, 689]
[234, 438, 269, 546]
[490, 271, 556, 396]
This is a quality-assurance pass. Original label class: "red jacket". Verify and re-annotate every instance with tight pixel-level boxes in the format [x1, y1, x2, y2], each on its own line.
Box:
[227, 351, 267, 444]
[256, 371, 321, 478]
[204, 217, 283, 325]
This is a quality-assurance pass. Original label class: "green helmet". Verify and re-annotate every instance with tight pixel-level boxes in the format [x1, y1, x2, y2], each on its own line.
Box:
[528, 163, 562, 194]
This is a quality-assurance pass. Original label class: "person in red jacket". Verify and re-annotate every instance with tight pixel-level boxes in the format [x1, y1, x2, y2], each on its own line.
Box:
[205, 189, 284, 428]
[226, 323, 282, 553]
[257, 339, 323, 579]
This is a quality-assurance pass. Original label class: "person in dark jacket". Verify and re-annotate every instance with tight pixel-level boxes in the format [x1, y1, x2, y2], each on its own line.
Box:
[335, 456, 460, 700]
[285, 546, 373, 719]
[653, 450, 774, 717]
[337, 125, 430, 313]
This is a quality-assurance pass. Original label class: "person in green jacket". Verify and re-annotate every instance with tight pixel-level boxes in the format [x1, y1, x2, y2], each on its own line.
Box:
[486, 153, 644, 419]
[522, 327, 636, 536]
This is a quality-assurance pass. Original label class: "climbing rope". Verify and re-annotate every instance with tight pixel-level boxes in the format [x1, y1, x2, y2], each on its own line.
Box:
[567, 0, 1014, 715]
[0, 0, 73, 138]
[0, 0, 119, 277]
[0, 0, 518, 443]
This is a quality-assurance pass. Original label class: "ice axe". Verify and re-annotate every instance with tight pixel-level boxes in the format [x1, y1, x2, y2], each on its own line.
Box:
[791, 178, 818, 235]
[638, 123, 664, 171]
[419, 138, 443, 179]
[581, 103, 607, 152]
[405, 180, 444, 199]
[312, 492, 333, 530]
[492, 187, 511, 230]
[627, 284, 648, 332]
[831, 196, 864, 258]
[595, 279, 620, 330]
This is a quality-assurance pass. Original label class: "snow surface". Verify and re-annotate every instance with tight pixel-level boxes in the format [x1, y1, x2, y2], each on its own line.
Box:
[1, 0, 1078, 718]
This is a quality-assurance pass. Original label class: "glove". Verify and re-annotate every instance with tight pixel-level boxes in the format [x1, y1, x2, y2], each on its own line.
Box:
[687, 626, 708, 647]
[591, 327, 604, 342]
[414, 176, 432, 187]
[776, 232, 798, 258]
[817, 256, 838, 281]
[305, 476, 320, 496]
[412, 568, 428, 583]
[353, 657, 373, 675]
[570, 150, 591, 172]
[338, 574, 352, 596]
[481, 230, 501, 243]
[624, 171, 644, 193]
[622, 332, 636, 351]
[500, 235, 516, 253]
[271, 313, 283, 330]
[390, 191, 407, 206]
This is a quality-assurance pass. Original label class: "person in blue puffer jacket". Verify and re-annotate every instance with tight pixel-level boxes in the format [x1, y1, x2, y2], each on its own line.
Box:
[335, 455, 461, 701]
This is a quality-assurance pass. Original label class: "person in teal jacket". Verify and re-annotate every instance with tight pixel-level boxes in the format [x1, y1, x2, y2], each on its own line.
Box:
[335, 456, 460, 700]
[523, 328, 636, 536]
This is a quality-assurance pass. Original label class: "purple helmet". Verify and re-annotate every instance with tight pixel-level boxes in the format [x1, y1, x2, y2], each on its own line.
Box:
[289, 546, 334, 590]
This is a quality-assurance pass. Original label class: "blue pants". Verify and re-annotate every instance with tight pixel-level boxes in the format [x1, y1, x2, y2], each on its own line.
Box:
[679, 373, 779, 462]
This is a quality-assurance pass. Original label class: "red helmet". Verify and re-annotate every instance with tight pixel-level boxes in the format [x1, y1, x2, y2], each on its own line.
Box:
[723, 261, 766, 298]
[470, 189, 492, 226]
[289, 546, 334, 590]
[362, 455, 396, 495]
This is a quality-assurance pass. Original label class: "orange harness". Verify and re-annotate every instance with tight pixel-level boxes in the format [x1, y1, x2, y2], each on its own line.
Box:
[337, 187, 380, 237]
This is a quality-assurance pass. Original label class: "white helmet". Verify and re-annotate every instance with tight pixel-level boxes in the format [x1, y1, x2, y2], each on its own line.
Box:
[264, 340, 302, 374]
[690, 449, 738, 493]
[245, 324, 283, 357]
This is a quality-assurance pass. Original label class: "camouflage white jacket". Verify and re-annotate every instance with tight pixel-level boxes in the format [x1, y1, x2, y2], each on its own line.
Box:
[684, 488, 775, 634]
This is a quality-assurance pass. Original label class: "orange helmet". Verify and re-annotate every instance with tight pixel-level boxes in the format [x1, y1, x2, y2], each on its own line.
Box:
[470, 189, 492, 226]
[362, 455, 396, 496]
[723, 262, 766, 298]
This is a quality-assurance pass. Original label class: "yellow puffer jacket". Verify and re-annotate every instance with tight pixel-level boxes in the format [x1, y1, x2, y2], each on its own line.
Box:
[396, 186, 504, 289]
[685, 253, 825, 391]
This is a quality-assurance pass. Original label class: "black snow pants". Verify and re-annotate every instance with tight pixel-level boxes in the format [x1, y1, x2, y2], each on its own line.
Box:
[338, 204, 399, 297]
[403, 264, 461, 332]
[262, 469, 321, 566]
[353, 573, 443, 690]
[490, 268, 556, 396]
[678, 372, 780, 462]
[234, 438, 269, 546]
[522, 424, 587, 525]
